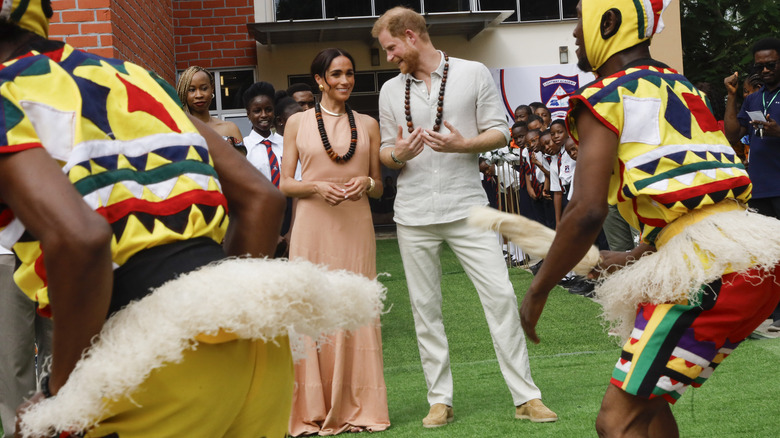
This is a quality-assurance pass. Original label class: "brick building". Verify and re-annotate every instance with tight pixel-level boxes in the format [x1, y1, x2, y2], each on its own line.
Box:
[49, 0, 256, 87]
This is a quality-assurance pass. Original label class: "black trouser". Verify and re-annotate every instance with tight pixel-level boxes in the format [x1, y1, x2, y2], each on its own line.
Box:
[750, 196, 780, 321]
[109, 238, 225, 316]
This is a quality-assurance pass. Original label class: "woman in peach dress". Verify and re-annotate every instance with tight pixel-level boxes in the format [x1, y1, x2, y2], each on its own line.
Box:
[280, 48, 389, 436]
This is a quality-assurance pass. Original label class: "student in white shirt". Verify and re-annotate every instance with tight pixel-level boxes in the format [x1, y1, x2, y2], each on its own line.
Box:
[243, 82, 300, 255]
[548, 120, 576, 227]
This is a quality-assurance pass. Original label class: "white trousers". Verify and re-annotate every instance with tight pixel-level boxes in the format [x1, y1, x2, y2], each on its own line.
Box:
[396, 219, 541, 407]
[0, 254, 52, 438]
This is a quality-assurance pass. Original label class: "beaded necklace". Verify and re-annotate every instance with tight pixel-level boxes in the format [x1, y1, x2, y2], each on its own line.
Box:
[315, 102, 357, 163]
[404, 53, 448, 133]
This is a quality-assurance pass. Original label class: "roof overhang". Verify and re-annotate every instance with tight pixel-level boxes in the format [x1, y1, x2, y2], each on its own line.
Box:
[247, 10, 513, 46]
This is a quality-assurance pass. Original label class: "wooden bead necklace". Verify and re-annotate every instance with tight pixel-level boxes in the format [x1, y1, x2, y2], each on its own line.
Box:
[405, 53, 449, 133]
[316, 102, 357, 163]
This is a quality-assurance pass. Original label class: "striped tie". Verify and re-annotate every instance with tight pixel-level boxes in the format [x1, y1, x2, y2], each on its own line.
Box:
[263, 139, 280, 187]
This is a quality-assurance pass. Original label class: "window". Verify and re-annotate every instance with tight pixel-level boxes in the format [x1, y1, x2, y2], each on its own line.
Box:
[424, 0, 470, 13]
[375, 0, 421, 15]
[479, 0, 577, 22]
[275, 0, 322, 20]
[219, 70, 255, 111]
[326, 0, 372, 18]
[519, 0, 559, 21]
[274, 0, 573, 21]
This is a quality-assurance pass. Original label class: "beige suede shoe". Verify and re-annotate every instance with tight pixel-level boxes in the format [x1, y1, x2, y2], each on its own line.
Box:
[422, 403, 454, 428]
[515, 399, 558, 423]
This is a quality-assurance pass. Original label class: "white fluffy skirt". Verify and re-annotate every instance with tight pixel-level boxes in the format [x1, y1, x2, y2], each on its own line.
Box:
[18, 257, 386, 438]
[468, 206, 600, 275]
[595, 207, 780, 341]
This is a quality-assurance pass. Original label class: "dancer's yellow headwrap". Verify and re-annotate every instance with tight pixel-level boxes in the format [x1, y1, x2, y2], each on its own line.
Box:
[582, 0, 672, 71]
[0, 0, 49, 38]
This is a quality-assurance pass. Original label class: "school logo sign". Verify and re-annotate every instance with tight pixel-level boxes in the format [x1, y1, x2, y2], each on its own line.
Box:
[539, 74, 580, 120]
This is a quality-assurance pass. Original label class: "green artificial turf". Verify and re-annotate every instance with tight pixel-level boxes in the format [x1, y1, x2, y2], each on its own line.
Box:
[2, 239, 775, 438]
[376, 238, 780, 437]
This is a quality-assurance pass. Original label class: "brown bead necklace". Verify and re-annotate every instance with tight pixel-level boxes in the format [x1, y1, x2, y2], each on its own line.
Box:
[404, 53, 449, 133]
[316, 102, 357, 163]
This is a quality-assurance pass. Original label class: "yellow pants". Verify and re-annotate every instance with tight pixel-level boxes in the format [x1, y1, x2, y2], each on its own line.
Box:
[85, 337, 293, 438]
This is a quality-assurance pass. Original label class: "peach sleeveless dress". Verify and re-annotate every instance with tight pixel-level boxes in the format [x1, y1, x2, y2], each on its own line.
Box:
[288, 108, 390, 436]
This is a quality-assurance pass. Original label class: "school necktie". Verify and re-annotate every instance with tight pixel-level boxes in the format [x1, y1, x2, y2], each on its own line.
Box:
[263, 139, 280, 188]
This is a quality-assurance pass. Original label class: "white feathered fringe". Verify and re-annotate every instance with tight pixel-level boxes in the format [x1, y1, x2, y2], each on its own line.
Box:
[18, 257, 386, 438]
[595, 208, 780, 342]
[468, 206, 600, 275]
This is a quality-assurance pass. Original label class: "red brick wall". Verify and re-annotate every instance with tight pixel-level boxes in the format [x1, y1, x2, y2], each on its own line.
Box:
[49, 0, 176, 84]
[109, 0, 175, 83]
[173, 0, 257, 71]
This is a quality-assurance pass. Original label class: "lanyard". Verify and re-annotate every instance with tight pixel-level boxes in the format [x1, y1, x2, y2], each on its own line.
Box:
[763, 87, 780, 116]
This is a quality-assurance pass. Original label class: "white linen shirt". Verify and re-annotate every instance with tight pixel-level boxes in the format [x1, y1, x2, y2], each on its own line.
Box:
[244, 130, 301, 181]
[378, 53, 510, 226]
[549, 151, 576, 193]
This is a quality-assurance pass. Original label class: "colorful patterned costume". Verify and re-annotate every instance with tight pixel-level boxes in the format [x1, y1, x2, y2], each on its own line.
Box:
[0, 40, 228, 316]
[0, 4, 299, 435]
[565, 0, 780, 404]
[568, 62, 752, 245]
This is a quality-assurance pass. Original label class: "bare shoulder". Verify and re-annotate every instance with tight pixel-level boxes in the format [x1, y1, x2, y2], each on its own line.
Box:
[208, 117, 242, 139]
[358, 113, 379, 130]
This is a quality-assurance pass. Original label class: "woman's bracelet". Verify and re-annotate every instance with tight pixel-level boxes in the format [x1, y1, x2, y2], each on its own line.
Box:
[367, 176, 376, 193]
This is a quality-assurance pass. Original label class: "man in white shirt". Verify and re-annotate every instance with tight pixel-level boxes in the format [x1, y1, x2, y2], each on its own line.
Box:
[372, 6, 556, 428]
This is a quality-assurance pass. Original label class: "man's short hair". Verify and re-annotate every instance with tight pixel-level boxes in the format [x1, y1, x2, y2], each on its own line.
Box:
[287, 83, 312, 96]
[753, 37, 780, 55]
[511, 121, 528, 130]
[371, 6, 429, 42]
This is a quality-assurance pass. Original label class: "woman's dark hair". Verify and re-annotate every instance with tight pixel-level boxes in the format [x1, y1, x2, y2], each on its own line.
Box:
[310, 48, 356, 83]
[242, 81, 276, 110]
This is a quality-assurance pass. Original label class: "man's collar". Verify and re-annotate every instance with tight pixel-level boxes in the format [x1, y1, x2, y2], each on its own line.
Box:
[406, 50, 447, 83]
[763, 83, 780, 94]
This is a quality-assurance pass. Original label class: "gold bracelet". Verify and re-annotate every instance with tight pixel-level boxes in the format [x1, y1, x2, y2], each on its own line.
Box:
[367, 176, 375, 193]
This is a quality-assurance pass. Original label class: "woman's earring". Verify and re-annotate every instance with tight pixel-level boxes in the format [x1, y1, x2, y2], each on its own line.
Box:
[318, 84, 324, 91]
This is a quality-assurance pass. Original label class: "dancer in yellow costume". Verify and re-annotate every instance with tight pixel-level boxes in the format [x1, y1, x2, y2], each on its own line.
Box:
[519, 1, 780, 436]
[0, 1, 293, 436]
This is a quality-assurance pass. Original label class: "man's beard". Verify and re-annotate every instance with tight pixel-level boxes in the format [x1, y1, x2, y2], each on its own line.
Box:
[400, 47, 420, 74]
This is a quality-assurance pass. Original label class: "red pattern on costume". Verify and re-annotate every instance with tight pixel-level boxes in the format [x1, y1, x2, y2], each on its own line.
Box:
[117, 74, 181, 134]
[650, 176, 752, 205]
[682, 93, 721, 133]
[94, 190, 227, 224]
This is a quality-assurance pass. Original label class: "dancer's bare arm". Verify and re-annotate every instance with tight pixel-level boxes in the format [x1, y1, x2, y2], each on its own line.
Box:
[0, 148, 113, 395]
[520, 108, 616, 343]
